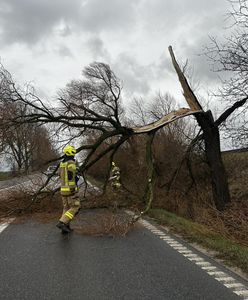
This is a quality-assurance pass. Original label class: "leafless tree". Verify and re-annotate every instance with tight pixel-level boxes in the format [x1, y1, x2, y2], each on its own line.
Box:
[204, 0, 248, 147]
[0, 100, 56, 173]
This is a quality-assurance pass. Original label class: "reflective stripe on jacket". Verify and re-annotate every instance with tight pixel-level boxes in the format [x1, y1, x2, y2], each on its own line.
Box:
[110, 166, 120, 180]
[60, 159, 78, 195]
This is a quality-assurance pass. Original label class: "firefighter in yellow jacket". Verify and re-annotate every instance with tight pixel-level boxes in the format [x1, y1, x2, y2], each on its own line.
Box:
[56, 145, 81, 234]
[109, 161, 121, 190]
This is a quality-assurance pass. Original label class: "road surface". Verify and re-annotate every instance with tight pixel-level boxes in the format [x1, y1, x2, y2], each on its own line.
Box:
[0, 211, 247, 300]
[0, 173, 98, 198]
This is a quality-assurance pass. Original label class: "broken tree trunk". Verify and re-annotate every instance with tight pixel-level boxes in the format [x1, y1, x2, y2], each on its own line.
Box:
[195, 110, 230, 210]
[168, 46, 230, 210]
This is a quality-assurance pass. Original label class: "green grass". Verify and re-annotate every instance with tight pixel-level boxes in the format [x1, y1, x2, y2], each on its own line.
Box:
[0, 171, 12, 181]
[222, 150, 248, 158]
[148, 209, 248, 275]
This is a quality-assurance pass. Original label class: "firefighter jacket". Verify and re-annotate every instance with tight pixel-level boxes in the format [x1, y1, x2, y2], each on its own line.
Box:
[60, 157, 79, 196]
[109, 165, 121, 189]
[110, 166, 120, 180]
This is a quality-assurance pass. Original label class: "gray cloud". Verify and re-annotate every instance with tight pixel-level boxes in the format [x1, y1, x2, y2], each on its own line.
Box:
[139, 0, 228, 31]
[0, 0, 234, 101]
[86, 36, 110, 60]
[135, 0, 230, 86]
[0, 0, 141, 46]
[59, 24, 72, 37]
[77, 0, 140, 33]
[113, 52, 152, 96]
[0, 0, 82, 45]
[57, 45, 73, 58]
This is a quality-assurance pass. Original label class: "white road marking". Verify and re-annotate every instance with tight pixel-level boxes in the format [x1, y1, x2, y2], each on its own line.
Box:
[177, 249, 192, 253]
[201, 266, 217, 271]
[183, 253, 198, 258]
[0, 218, 15, 234]
[175, 248, 190, 251]
[195, 261, 211, 266]
[182, 253, 194, 257]
[207, 271, 226, 276]
[215, 276, 236, 282]
[234, 290, 248, 297]
[160, 237, 174, 241]
[135, 215, 248, 299]
[151, 230, 163, 234]
[165, 240, 180, 244]
[0, 223, 9, 234]
[224, 283, 244, 288]
[188, 257, 204, 262]
[172, 245, 186, 249]
[167, 242, 182, 246]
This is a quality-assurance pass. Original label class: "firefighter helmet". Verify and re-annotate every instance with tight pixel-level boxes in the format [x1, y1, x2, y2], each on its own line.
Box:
[63, 145, 76, 156]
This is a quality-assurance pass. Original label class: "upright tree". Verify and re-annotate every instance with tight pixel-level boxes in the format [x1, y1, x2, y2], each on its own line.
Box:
[0, 99, 56, 173]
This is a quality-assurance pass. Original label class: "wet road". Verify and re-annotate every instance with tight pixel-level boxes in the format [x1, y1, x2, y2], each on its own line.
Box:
[0, 213, 247, 300]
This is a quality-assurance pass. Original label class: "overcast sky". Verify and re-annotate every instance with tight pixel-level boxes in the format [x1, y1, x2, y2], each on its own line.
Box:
[0, 0, 232, 106]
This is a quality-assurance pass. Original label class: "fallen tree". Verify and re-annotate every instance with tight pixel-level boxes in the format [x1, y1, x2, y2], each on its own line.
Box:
[0, 47, 246, 215]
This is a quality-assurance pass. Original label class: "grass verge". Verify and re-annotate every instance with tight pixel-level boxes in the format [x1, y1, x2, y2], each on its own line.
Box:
[0, 171, 12, 181]
[148, 208, 248, 276]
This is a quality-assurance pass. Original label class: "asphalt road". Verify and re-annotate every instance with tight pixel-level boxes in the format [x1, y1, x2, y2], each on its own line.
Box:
[0, 213, 246, 300]
[0, 173, 46, 191]
[0, 174, 97, 198]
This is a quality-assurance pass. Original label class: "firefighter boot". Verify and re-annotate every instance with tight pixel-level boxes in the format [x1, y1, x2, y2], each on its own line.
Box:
[66, 223, 74, 232]
[56, 221, 71, 234]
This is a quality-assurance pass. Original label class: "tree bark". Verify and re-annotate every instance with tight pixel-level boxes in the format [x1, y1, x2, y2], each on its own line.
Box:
[142, 131, 156, 213]
[196, 111, 230, 210]
[169, 45, 230, 211]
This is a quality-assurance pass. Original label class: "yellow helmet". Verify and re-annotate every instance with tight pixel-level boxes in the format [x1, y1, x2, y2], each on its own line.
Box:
[63, 145, 76, 156]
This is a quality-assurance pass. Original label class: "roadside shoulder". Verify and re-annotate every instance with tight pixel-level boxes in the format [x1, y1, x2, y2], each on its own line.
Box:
[147, 208, 248, 281]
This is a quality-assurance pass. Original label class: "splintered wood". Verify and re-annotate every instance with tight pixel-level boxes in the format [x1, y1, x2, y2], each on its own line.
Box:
[132, 108, 202, 133]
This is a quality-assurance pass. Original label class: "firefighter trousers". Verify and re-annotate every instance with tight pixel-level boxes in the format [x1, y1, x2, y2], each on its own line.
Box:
[59, 194, 81, 224]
